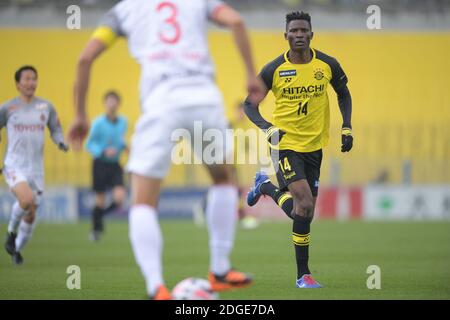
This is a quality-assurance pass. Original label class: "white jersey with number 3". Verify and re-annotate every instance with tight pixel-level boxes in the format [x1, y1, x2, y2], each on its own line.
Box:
[100, 0, 226, 114]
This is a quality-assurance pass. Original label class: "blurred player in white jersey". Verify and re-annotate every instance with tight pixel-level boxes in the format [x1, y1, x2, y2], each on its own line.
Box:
[0, 65, 69, 265]
[68, 0, 264, 299]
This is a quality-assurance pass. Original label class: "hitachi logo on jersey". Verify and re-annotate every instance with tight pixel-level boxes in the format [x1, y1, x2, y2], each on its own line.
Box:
[283, 84, 324, 94]
[14, 124, 45, 132]
[279, 70, 297, 77]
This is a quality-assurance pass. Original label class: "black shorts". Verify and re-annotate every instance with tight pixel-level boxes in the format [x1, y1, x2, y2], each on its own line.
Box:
[271, 149, 323, 197]
[92, 159, 124, 193]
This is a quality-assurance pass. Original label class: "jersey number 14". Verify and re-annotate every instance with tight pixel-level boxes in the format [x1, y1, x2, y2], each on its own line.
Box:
[297, 101, 308, 116]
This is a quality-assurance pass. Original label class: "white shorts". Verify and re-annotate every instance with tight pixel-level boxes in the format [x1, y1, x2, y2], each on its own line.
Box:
[127, 104, 234, 179]
[3, 166, 44, 205]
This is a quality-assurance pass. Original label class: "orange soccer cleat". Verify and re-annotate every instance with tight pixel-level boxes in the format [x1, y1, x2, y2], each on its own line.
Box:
[208, 269, 253, 292]
[150, 285, 172, 300]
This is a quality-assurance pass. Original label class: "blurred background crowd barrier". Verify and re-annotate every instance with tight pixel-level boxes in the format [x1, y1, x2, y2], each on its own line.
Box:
[0, 0, 449, 221]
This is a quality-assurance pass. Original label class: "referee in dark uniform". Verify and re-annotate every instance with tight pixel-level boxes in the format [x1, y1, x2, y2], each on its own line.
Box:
[86, 90, 128, 241]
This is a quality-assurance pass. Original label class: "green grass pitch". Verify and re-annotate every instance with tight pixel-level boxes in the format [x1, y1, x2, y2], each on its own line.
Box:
[0, 220, 449, 299]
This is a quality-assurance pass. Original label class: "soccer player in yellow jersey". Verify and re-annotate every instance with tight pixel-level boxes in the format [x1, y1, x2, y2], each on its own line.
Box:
[245, 11, 353, 288]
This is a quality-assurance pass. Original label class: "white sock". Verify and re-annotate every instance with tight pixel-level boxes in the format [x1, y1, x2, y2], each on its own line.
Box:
[206, 184, 239, 275]
[8, 202, 28, 234]
[15, 220, 36, 252]
[129, 204, 164, 296]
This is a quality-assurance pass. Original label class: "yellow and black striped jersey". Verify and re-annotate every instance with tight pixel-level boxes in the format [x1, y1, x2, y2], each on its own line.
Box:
[260, 48, 348, 152]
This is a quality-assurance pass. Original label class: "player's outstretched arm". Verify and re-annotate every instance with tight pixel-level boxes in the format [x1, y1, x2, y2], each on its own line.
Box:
[68, 39, 107, 151]
[211, 4, 265, 104]
[74, 39, 106, 119]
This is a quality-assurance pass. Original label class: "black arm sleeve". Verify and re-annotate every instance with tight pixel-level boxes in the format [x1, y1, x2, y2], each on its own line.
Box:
[317, 51, 351, 128]
[329, 60, 348, 91]
[336, 85, 352, 129]
[243, 98, 272, 131]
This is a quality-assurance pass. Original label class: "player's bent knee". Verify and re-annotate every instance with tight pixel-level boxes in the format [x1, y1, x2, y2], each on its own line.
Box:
[293, 210, 313, 219]
[293, 199, 314, 219]
[95, 199, 105, 208]
[303, 202, 315, 218]
[114, 187, 127, 205]
[19, 196, 34, 212]
[290, 187, 311, 202]
[23, 208, 36, 223]
[290, 190, 314, 210]
[94, 193, 106, 207]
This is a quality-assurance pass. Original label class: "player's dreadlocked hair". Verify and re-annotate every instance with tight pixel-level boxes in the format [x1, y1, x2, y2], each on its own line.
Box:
[285, 11, 312, 30]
